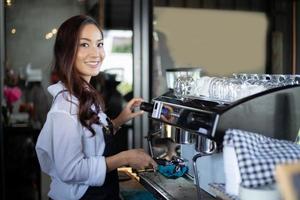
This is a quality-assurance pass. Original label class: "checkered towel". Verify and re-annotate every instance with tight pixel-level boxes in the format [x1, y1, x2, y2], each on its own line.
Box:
[224, 129, 300, 188]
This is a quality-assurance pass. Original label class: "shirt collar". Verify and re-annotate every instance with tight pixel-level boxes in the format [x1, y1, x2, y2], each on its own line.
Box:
[47, 81, 79, 104]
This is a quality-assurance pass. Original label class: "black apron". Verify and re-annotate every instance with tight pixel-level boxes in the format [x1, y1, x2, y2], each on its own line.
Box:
[80, 122, 120, 200]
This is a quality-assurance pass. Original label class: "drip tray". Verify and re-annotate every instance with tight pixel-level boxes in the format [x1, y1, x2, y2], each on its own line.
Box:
[138, 171, 216, 200]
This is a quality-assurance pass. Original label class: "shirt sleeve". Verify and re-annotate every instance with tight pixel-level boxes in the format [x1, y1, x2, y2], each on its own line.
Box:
[50, 111, 107, 186]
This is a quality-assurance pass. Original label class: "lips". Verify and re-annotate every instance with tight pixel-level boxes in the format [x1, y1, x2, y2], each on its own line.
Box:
[85, 61, 100, 67]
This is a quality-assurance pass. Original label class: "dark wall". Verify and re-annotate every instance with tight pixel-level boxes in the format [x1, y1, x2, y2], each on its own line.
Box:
[105, 0, 133, 30]
[297, 1, 300, 74]
[88, 0, 133, 30]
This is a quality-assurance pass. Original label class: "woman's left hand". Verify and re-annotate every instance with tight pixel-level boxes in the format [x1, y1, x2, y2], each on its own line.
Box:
[112, 97, 145, 128]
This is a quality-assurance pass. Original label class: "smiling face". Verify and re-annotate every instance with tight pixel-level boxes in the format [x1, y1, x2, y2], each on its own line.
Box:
[75, 24, 105, 82]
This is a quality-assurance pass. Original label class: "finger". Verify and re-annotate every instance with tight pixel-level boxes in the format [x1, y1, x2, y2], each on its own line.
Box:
[128, 97, 143, 105]
[129, 102, 143, 110]
[125, 98, 144, 112]
[136, 148, 145, 152]
[150, 159, 158, 169]
[133, 97, 144, 102]
[131, 110, 144, 118]
[133, 99, 143, 106]
[131, 98, 144, 105]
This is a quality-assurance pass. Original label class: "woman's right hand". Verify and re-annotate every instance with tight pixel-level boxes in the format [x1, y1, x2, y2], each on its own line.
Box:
[112, 98, 145, 128]
[123, 149, 157, 170]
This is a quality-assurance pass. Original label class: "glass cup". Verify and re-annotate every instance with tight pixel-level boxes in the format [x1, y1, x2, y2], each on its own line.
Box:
[174, 75, 195, 99]
[208, 77, 231, 102]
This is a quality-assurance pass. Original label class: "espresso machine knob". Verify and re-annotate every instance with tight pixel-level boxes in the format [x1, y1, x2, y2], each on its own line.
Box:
[140, 102, 154, 113]
[140, 102, 171, 118]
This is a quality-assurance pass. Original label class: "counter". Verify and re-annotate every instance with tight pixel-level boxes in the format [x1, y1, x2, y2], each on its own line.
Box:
[138, 171, 217, 200]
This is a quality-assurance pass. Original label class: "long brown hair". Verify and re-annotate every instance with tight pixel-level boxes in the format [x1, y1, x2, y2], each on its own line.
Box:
[53, 15, 104, 135]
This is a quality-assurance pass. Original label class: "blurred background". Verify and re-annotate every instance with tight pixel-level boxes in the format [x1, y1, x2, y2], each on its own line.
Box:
[1, 0, 300, 199]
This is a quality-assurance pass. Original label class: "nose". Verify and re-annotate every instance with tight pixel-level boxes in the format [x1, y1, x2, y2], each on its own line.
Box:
[90, 46, 105, 60]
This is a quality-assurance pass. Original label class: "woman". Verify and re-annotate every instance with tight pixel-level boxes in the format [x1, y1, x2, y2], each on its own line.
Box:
[35, 15, 157, 200]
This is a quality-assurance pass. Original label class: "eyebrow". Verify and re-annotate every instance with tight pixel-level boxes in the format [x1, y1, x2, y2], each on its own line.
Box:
[80, 38, 103, 42]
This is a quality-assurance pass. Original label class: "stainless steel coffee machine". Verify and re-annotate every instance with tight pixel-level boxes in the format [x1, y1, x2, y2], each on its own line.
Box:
[141, 84, 300, 199]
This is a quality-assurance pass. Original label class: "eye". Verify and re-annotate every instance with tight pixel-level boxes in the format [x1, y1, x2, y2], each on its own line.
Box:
[80, 43, 89, 47]
[97, 42, 104, 48]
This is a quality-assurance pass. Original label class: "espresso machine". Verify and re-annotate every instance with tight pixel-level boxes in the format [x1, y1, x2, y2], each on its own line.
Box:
[140, 84, 300, 199]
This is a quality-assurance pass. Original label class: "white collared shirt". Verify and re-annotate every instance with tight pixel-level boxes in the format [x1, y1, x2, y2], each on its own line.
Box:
[36, 82, 107, 200]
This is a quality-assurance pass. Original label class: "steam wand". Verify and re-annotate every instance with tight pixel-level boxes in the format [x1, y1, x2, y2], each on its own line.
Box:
[192, 150, 216, 200]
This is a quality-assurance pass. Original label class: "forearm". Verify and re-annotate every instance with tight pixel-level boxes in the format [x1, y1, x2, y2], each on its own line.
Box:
[105, 151, 128, 172]
[111, 118, 122, 130]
